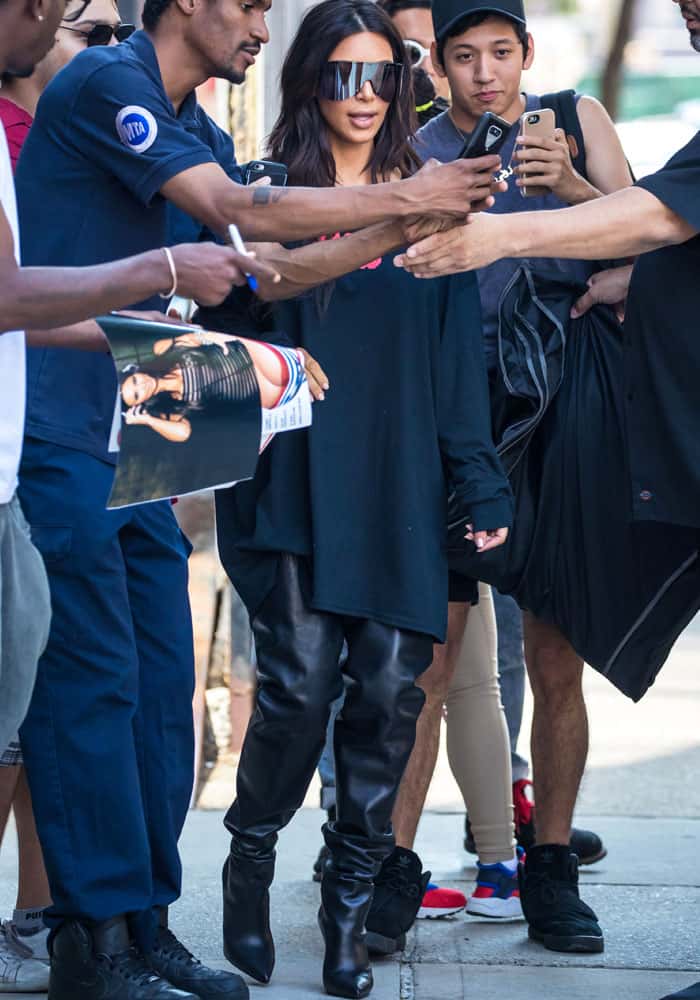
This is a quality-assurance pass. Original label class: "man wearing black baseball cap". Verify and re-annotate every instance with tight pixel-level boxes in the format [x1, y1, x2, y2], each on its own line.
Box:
[431, 0, 526, 40]
[405, 0, 640, 962]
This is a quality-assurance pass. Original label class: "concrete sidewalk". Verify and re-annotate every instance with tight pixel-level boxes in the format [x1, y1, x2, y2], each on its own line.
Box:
[1, 615, 699, 999]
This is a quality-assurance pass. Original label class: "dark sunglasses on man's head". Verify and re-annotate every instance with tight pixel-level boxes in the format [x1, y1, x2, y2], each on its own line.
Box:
[61, 22, 135, 46]
[318, 61, 402, 103]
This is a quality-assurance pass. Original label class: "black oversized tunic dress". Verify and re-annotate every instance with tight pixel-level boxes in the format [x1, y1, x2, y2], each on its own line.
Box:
[216, 249, 513, 643]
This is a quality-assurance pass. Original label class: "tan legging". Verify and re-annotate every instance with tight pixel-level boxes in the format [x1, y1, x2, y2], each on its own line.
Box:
[445, 582, 516, 864]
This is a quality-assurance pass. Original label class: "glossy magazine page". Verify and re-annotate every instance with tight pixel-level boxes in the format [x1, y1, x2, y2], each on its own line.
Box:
[98, 314, 310, 508]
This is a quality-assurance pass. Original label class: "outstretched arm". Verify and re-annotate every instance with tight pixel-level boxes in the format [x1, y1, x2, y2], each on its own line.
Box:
[251, 220, 406, 301]
[396, 187, 696, 278]
[159, 155, 503, 243]
[0, 204, 280, 337]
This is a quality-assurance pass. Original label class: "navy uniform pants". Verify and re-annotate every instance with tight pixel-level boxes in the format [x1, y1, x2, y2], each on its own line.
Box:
[18, 438, 195, 947]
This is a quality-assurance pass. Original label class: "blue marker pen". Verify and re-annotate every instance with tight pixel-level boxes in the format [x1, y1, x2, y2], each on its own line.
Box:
[228, 223, 258, 293]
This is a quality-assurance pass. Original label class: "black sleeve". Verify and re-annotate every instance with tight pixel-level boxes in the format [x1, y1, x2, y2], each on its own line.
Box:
[636, 131, 700, 232]
[437, 272, 513, 532]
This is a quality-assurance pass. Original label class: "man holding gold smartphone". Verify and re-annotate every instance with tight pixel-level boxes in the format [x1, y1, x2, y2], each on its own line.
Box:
[407, 0, 635, 957]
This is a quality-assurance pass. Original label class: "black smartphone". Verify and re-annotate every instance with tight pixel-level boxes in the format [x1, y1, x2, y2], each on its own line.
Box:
[459, 112, 511, 159]
[242, 160, 289, 187]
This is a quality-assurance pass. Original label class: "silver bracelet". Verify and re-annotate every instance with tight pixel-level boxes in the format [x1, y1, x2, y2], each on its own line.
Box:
[158, 246, 178, 299]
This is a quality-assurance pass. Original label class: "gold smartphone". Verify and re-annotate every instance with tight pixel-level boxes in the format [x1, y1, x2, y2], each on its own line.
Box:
[519, 108, 556, 197]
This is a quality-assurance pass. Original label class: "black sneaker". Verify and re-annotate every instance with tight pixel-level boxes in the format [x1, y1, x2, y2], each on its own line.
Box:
[519, 844, 604, 954]
[48, 919, 198, 1000]
[313, 845, 331, 883]
[365, 848, 430, 957]
[147, 928, 249, 999]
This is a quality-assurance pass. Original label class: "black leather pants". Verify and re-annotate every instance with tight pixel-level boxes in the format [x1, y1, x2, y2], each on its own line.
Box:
[225, 553, 432, 875]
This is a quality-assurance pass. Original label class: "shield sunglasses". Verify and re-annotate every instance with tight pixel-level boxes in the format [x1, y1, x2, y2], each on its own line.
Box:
[403, 39, 431, 66]
[318, 61, 402, 103]
[60, 22, 136, 46]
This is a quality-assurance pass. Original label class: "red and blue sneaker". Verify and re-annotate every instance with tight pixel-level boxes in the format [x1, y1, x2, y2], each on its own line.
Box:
[417, 883, 467, 920]
[466, 853, 524, 920]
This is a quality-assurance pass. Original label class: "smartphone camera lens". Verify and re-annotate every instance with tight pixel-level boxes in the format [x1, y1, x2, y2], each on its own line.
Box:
[527, 114, 540, 125]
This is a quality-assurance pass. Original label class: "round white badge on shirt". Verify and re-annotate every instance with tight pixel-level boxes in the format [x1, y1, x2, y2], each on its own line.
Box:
[115, 106, 158, 154]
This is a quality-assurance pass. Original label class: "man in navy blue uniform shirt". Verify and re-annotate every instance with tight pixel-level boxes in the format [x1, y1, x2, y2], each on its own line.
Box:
[13, 1, 511, 998]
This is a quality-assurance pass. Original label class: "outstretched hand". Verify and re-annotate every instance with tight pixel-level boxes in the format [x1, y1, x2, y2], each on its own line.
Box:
[395, 212, 503, 278]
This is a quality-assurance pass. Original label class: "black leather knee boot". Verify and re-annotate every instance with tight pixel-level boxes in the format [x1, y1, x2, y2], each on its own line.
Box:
[221, 556, 346, 984]
[222, 844, 275, 984]
[318, 870, 374, 999]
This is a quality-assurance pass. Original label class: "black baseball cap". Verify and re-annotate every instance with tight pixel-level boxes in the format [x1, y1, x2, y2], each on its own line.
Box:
[432, 0, 526, 41]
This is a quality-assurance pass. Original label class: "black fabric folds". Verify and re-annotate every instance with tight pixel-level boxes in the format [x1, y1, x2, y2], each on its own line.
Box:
[448, 266, 699, 702]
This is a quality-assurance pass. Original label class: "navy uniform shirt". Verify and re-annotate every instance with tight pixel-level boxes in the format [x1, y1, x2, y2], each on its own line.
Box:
[217, 254, 513, 643]
[623, 133, 700, 530]
[15, 31, 241, 463]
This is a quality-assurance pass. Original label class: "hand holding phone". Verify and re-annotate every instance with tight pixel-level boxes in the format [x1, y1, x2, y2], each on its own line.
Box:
[242, 160, 288, 187]
[516, 108, 557, 197]
[459, 112, 511, 160]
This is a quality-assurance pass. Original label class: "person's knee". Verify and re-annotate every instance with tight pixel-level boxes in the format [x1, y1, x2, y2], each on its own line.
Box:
[526, 639, 583, 706]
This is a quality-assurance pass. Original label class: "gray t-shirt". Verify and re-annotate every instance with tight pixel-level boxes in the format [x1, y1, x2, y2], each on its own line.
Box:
[414, 94, 594, 371]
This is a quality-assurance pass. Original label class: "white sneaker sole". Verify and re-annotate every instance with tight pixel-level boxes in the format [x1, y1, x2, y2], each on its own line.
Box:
[466, 896, 524, 920]
[416, 904, 466, 919]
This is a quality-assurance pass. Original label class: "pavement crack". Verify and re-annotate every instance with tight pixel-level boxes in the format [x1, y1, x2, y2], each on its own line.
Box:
[399, 961, 415, 1000]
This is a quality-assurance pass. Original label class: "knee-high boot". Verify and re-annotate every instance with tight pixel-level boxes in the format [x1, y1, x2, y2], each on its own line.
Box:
[222, 555, 345, 983]
[319, 621, 433, 998]
[319, 870, 374, 999]
[222, 839, 276, 983]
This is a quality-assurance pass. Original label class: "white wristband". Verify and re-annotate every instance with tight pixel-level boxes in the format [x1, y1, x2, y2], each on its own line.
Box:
[158, 246, 178, 299]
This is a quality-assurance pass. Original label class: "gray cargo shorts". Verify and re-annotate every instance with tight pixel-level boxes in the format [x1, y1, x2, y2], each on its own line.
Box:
[0, 495, 51, 752]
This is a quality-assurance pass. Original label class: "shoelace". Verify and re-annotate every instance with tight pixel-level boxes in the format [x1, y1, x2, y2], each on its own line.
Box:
[0, 921, 35, 964]
[154, 928, 201, 968]
[101, 947, 163, 986]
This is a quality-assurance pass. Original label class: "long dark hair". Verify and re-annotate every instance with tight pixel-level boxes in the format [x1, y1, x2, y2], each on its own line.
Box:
[268, 0, 420, 187]
[119, 346, 213, 420]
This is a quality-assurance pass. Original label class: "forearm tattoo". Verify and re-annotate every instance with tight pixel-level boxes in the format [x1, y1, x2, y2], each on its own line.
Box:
[252, 187, 289, 207]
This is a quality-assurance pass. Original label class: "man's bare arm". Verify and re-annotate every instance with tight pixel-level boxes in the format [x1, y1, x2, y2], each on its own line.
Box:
[160, 156, 502, 243]
[0, 204, 279, 336]
[25, 320, 109, 351]
[397, 187, 696, 277]
[497, 187, 695, 260]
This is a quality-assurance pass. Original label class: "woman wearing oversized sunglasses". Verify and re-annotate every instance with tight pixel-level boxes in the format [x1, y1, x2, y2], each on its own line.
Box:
[217, 2, 512, 997]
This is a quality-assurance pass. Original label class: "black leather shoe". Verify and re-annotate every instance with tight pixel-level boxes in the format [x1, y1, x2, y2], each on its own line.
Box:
[147, 927, 248, 999]
[520, 844, 604, 954]
[318, 871, 373, 999]
[569, 828, 607, 866]
[365, 848, 429, 956]
[48, 918, 197, 1000]
[222, 847, 275, 984]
